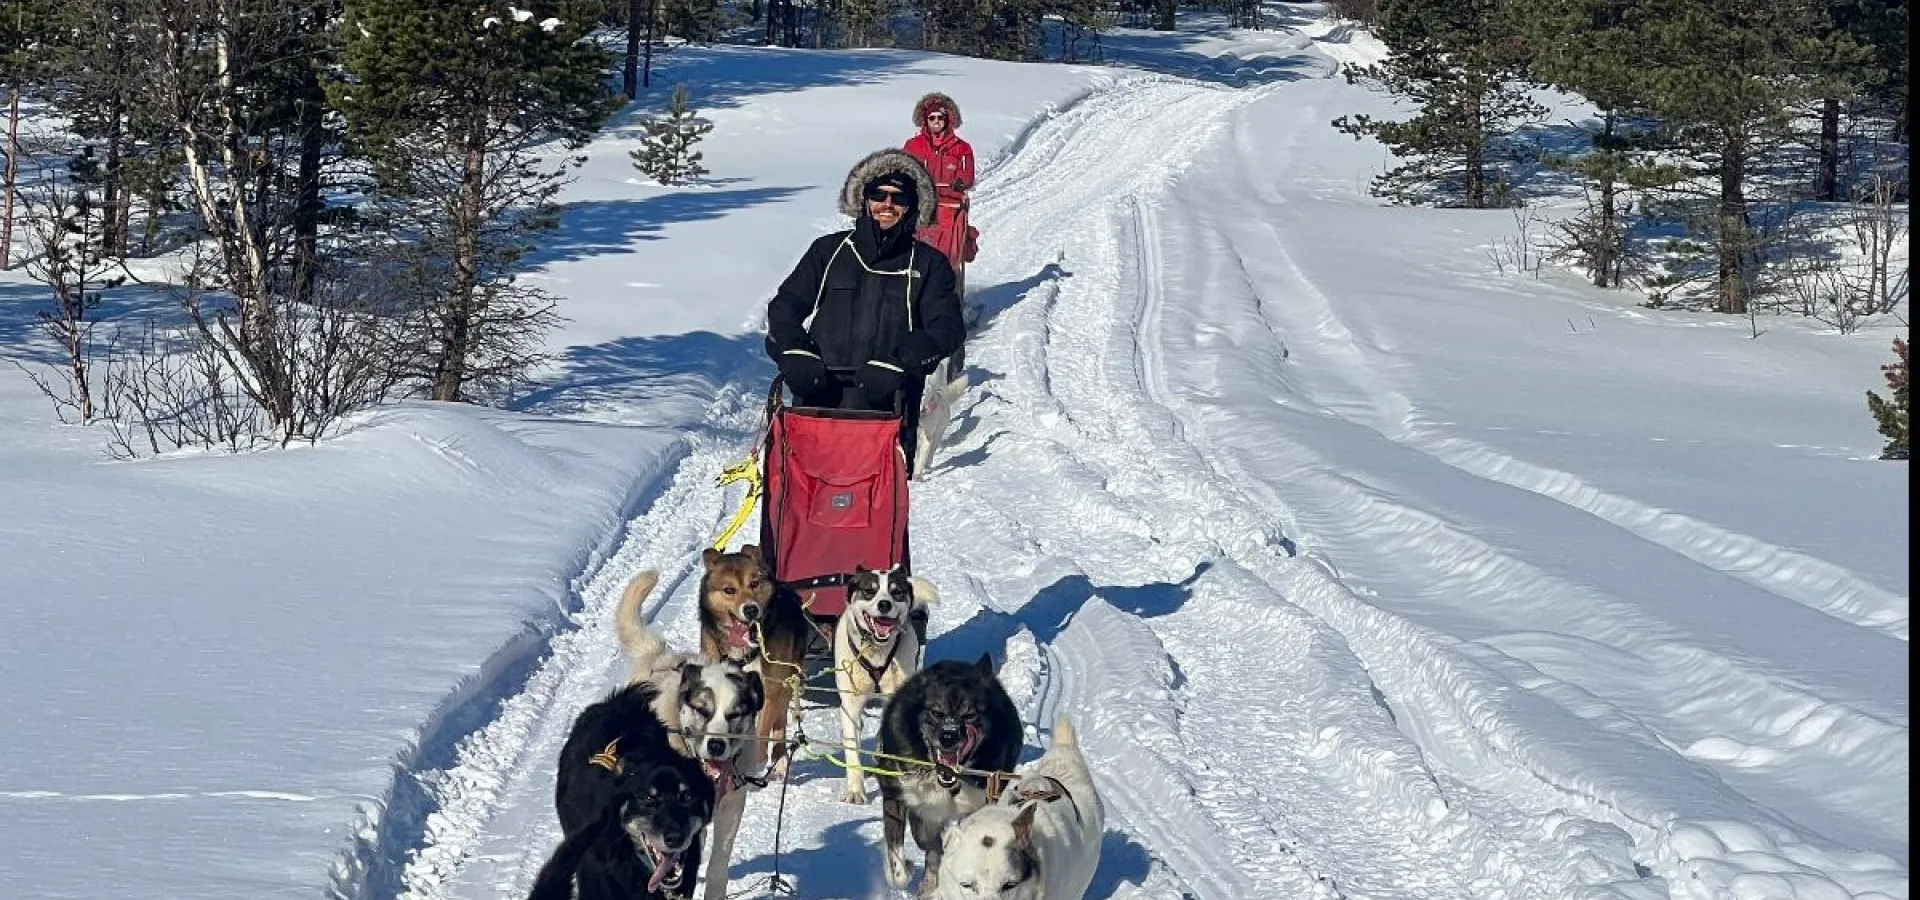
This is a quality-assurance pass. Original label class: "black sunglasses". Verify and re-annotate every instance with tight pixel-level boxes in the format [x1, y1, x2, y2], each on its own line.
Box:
[864, 187, 911, 206]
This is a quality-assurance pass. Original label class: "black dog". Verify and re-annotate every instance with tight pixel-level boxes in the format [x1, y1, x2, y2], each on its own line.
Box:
[527, 682, 717, 900]
[877, 653, 1023, 896]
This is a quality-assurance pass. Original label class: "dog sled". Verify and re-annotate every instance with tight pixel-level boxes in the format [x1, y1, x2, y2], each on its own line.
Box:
[757, 371, 914, 643]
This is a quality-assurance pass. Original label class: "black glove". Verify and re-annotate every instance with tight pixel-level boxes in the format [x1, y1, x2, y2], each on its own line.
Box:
[856, 360, 905, 409]
[776, 348, 829, 397]
[892, 331, 944, 377]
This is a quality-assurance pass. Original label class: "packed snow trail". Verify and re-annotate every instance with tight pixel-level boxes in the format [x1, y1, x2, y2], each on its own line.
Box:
[348, 68, 1904, 900]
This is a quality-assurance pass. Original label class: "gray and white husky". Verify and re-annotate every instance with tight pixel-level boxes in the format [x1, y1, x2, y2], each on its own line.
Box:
[878, 654, 1023, 897]
[615, 570, 766, 900]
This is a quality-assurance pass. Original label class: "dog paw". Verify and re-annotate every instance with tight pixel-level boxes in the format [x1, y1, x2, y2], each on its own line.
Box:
[841, 785, 868, 805]
[884, 849, 912, 888]
[916, 872, 940, 898]
[768, 755, 792, 782]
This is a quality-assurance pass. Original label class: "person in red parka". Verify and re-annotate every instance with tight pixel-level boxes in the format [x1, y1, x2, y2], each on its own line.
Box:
[902, 92, 976, 272]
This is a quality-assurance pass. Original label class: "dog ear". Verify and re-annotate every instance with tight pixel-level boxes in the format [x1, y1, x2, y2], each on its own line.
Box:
[679, 662, 704, 700]
[741, 543, 762, 561]
[975, 653, 995, 676]
[735, 669, 765, 712]
[1011, 802, 1037, 846]
[702, 547, 721, 569]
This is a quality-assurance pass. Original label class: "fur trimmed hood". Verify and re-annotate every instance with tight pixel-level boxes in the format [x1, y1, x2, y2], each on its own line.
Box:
[912, 92, 962, 130]
[839, 149, 939, 230]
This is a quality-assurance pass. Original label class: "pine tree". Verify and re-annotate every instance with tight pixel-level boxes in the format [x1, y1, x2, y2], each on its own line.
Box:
[1611, 0, 1841, 314]
[331, 0, 622, 403]
[630, 84, 712, 186]
[1866, 336, 1908, 459]
[1521, 0, 1682, 286]
[1331, 0, 1544, 208]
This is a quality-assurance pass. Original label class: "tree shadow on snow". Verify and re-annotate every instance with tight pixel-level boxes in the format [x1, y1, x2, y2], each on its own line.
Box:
[513, 329, 774, 420]
[524, 187, 806, 268]
[927, 563, 1211, 669]
[1085, 11, 1332, 86]
[620, 45, 926, 113]
[0, 280, 195, 369]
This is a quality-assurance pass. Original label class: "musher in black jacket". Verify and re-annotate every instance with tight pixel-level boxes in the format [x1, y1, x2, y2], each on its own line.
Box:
[765, 149, 967, 469]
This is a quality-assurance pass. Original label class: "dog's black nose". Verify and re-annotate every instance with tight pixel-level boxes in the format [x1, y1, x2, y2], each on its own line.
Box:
[875, 598, 893, 615]
[740, 602, 762, 622]
[706, 737, 729, 758]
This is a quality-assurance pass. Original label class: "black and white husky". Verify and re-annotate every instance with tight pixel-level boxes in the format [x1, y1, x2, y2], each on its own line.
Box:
[835, 564, 938, 804]
[879, 654, 1022, 897]
[615, 571, 766, 900]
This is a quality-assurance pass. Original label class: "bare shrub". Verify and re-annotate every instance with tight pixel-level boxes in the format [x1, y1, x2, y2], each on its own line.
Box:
[11, 143, 126, 423]
[1487, 206, 1545, 279]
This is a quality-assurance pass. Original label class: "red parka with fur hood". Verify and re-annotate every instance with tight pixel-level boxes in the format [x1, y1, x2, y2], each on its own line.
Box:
[902, 93, 975, 205]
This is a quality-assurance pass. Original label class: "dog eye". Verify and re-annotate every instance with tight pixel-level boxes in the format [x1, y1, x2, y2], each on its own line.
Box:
[958, 881, 976, 891]
[1001, 880, 1021, 891]
[723, 586, 737, 595]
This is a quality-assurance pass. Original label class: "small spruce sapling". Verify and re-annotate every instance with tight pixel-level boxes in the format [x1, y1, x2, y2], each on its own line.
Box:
[630, 83, 712, 186]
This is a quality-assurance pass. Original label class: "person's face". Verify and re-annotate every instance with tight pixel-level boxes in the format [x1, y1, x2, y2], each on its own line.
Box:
[925, 110, 948, 134]
[865, 184, 908, 229]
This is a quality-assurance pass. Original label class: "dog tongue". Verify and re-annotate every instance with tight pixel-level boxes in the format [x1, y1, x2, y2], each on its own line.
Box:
[707, 758, 740, 800]
[647, 849, 677, 893]
[726, 620, 751, 647]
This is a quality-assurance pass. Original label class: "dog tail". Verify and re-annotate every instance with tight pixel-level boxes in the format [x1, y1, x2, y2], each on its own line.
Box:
[1051, 715, 1080, 751]
[909, 575, 940, 607]
[614, 570, 667, 666]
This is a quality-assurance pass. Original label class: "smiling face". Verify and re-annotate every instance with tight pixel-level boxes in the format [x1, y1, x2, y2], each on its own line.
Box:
[702, 546, 773, 649]
[925, 108, 949, 135]
[615, 762, 714, 894]
[865, 183, 909, 229]
[847, 565, 915, 644]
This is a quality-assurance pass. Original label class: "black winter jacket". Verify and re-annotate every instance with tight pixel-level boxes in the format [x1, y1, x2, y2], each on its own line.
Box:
[765, 220, 966, 389]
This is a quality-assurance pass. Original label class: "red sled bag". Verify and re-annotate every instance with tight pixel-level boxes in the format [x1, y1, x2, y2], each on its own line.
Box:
[760, 407, 909, 618]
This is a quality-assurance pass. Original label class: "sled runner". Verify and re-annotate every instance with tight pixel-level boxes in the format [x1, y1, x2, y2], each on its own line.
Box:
[757, 373, 912, 629]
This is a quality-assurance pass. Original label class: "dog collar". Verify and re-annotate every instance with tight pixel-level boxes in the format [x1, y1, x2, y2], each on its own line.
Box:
[589, 739, 622, 774]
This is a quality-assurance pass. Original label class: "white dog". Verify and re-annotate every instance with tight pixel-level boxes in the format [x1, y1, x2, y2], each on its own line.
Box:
[935, 716, 1105, 900]
[915, 356, 968, 479]
[614, 571, 766, 900]
[836, 564, 937, 805]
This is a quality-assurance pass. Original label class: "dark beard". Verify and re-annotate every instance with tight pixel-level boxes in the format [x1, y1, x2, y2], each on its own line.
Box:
[852, 211, 913, 261]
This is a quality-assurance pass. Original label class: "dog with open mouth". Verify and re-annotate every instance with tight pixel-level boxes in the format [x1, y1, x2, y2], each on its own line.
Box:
[615, 570, 767, 900]
[692, 546, 810, 783]
[878, 653, 1022, 897]
[528, 681, 715, 900]
[834, 564, 938, 805]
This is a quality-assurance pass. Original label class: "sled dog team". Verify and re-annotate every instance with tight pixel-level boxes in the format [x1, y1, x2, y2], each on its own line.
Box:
[527, 549, 1107, 900]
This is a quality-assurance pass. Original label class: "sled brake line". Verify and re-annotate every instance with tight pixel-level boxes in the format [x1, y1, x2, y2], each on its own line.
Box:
[710, 452, 762, 551]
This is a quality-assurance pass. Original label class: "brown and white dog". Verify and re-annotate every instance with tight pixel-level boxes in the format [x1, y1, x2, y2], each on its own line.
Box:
[836, 564, 938, 805]
[692, 546, 811, 780]
[615, 570, 767, 900]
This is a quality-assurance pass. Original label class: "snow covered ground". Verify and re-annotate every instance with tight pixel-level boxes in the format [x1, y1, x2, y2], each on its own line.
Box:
[0, 8, 1906, 900]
